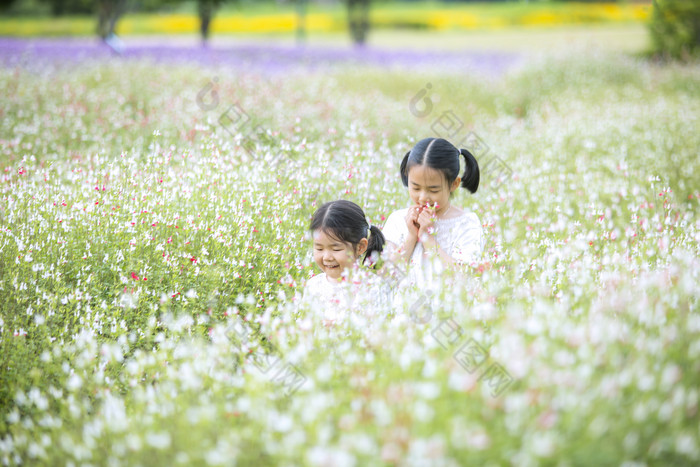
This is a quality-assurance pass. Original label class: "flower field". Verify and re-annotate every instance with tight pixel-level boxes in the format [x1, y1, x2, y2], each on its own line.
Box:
[1, 46, 699, 465]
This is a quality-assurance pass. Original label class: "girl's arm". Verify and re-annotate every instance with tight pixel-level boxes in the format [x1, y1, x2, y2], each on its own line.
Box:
[389, 236, 417, 265]
[420, 235, 458, 268]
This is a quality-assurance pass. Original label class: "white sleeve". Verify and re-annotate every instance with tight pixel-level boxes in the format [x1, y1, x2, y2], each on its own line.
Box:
[450, 213, 484, 265]
[381, 209, 408, 247]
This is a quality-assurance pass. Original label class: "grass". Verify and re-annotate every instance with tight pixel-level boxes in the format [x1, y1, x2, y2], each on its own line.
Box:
[215, 23, 651, 53]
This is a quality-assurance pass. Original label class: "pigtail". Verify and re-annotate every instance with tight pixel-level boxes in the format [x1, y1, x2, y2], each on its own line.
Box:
[399, 151, 411, 187]
[363, 225, 386, 267]
[459, 148, 480, 193]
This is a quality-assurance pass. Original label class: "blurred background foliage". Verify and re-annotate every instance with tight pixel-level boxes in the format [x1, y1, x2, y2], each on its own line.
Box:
[0, 1, 696, 56]
[649, 0, 700, 59]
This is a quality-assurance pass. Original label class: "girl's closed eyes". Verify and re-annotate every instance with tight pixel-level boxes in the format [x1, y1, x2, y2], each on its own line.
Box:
[382, 137, 485, 291]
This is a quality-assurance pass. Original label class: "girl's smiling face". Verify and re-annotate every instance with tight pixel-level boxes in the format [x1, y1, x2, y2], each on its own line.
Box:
[407, 165, 460, 214]
[312, 229, 367, 280]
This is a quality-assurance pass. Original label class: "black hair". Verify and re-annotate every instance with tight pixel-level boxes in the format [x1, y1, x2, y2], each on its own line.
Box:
[400, 137, 479, 193]
[310, 200, 385, 266]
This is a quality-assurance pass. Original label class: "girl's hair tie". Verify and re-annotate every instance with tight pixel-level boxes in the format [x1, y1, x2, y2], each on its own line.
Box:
[367, 225, 372, 240]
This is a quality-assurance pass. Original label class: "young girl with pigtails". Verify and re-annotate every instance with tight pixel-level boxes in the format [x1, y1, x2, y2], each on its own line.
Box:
[303, 200, 391, 322]
[382, 137, 484, 292]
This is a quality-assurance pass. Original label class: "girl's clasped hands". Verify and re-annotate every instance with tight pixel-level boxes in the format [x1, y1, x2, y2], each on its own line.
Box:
[406, 202, 440, 240]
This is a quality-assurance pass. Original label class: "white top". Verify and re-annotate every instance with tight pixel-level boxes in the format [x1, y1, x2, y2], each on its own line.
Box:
[382, 207, 485, 288]
[302, 273, 350, 316]
[302, 271, 392, 323]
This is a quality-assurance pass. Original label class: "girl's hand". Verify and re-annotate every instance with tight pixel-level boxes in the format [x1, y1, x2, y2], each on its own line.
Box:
[405, 205, 422, 239]
[417, 204, 437, 241]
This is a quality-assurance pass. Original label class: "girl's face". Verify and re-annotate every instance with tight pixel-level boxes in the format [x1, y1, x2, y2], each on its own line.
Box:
[312, 229, 367, 281]
[407, 165, 460, 213]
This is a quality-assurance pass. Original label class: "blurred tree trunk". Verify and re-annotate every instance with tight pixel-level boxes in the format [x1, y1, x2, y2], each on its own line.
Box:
[0, 0, 16, 12]
[199, 0, 225, 46]
[296, 0, 308, 45]
[199, 0, 213, 46]
[97, 0, 126, 40]
[346, 0, 370, 46]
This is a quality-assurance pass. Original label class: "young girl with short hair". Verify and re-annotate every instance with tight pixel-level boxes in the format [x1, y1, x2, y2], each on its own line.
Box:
[303, 200, 388, 320]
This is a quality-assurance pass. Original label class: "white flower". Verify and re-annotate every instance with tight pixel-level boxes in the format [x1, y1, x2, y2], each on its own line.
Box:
[307, 446, 356, 467]
[102, 394, 128, 432]
[145, 431, 171, 450]
[66, 374, 82, 392]
[531, 432, 556, 457]
[125, 433, 142, 452]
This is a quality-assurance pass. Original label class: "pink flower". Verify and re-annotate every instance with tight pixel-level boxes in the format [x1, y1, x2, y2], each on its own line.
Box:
[131, 272, 139, 280]
[537, 410, 558, 429]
